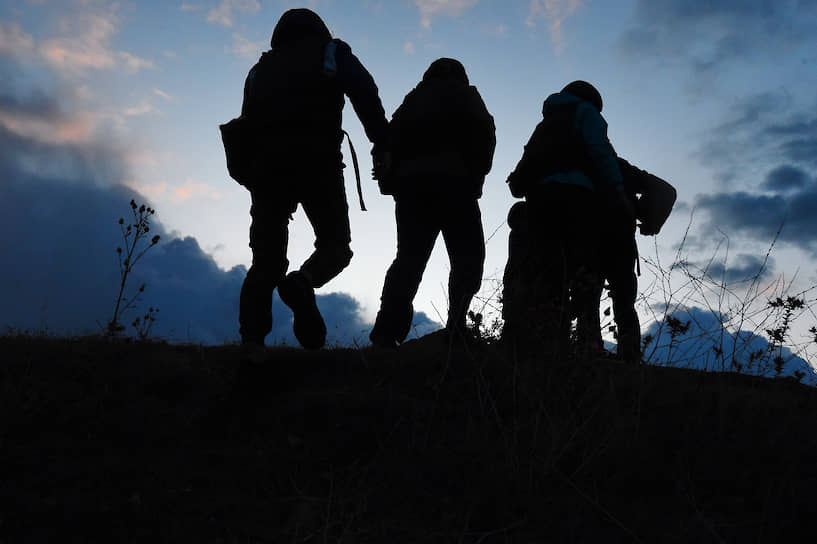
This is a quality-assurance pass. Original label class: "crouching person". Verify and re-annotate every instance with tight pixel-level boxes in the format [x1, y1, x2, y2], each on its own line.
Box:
[370, 58, 496, 348]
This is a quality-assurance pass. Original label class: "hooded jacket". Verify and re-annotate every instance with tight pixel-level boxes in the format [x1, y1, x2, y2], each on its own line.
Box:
[507, 91, 622, 198]
[389, 58, 496, 199]
[240, 9, 389, 165]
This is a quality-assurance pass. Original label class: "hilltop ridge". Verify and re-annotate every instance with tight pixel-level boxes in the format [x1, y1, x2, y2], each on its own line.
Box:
[2, 334, 816, 542]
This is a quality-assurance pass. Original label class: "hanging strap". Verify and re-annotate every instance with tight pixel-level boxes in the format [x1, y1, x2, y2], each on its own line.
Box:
[342, 130, 366, 211]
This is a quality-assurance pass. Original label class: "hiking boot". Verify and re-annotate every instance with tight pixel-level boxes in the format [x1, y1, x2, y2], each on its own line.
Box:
[277, 271, 326, 350]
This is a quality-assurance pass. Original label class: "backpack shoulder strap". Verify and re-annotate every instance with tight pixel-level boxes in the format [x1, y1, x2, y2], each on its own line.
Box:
[342, 130, 366, 211]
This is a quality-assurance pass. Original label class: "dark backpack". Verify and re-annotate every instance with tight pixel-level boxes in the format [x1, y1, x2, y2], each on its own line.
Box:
[219, 39, 342, 190]
[618, 158, 677, 235]
[219, 115, 259, 188]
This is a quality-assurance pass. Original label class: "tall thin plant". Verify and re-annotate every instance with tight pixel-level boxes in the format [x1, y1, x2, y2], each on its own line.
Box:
[106, 200, 160, 336]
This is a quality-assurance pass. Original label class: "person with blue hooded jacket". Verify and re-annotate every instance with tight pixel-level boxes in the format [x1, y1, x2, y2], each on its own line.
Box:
[504, 80, 633, 359]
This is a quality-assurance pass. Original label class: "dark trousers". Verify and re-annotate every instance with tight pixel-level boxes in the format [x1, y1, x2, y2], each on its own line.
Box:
[502, 202, 536, 342]
[521, 183, 600, 359]
[372, 195, 485, 343]
[598, 222, 640, 359]
[239, 168, 353, 341]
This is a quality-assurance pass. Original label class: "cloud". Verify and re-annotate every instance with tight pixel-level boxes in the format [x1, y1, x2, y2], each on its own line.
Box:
[762, 165, 810, 192]
[485, 24, 507, 37]
[619, 1, 817, 73]
[414, 0, 479, 29]
[0, 21, 35, 58]
[118, 51, 154, 73]
[694, 189, 817, 255]
[207, 0, 261, 27]
[526, 0, 583, 52]
[0, 63, 98, 146]
[765, 115, 817, 168]
[171, 179, 221, 202]
[153, 88, 175, 102]
[0, 58, 440, 346]
[693, 253, 776, 284]
[403, 41, 416, 55]
[3, 9, 153, 76]
[695, 91, 817, 186]
[688, 91, 817, 254]
[123, 102, 157, 117]
[180, 3, 201, 11]
[40, 10, 153, 75]
[231, 33, 264, 59]
[643, 306, 817, 385]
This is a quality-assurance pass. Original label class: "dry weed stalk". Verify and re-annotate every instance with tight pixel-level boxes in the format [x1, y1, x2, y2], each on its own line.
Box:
[106, 200, 161, 338]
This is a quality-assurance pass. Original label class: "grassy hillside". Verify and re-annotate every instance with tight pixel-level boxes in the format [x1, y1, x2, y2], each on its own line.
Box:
[2, 334, 816, 542]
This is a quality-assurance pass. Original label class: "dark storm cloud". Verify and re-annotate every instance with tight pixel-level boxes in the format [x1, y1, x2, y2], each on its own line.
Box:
[761, 165, 810, 192]
[0, 58, 62, 119]
[0, 70, 439, 345]
[620, 0, 817, 72]
[696, 92, 817, 183]
[0, 86, 61, 119]
[694, 188, 817, 255]
[689, 90, 817, 253]
[765, 117, 817, 168]
[697, 254, 775, 284]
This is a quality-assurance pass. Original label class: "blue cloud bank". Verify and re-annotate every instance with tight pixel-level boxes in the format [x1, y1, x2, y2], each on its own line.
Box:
[642, 306, 817, 386]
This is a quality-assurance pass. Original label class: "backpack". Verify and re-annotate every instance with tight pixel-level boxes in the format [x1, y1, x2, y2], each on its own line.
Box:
[618, 158, 676, 236]
[219, 115, 258, 189]
[218, 41, 366, 209]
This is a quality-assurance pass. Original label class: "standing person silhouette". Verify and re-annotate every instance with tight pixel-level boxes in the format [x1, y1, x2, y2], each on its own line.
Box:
[370, 58, 496, 348]
[504, 81, 633, 359]
[236, 9, 390, 349]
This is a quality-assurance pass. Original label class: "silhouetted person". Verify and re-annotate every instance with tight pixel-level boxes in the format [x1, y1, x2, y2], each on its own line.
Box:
[504, 80, 632, 359]
[503, 159, 675, 362]
[583, 158, 677, 362]
[369, 58, 496, 347]
[236, 8, 389, 349]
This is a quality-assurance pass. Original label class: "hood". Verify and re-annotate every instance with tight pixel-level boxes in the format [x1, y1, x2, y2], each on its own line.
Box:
[270, 8, 331, 47]
[541, 91, 582, 117]
[422, 58, 469, 85]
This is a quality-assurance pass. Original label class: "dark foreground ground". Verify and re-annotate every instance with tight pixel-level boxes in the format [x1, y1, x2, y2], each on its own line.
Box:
[2, 334, 817, 543]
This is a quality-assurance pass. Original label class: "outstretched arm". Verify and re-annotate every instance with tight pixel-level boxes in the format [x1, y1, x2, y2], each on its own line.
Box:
[334, 40, 390, 152]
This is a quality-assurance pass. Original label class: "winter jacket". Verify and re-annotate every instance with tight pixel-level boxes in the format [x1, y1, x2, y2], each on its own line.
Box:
[241, 21, 388, 165]
[507, 91, 622, 198]
[389, 71, 496, 199]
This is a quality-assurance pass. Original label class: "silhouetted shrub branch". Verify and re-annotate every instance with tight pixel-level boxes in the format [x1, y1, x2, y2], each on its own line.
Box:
[106, 200, 160, 337]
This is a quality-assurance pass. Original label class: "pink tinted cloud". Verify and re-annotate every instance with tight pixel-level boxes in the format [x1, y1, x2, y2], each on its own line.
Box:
[526, 0, 584, 52]
[0, 21, 35, 57]
[414, 0, 479, 29]
[207, 0, 261, 27]
[0, 109, 96, 146]
[39, 10, 153, 75]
